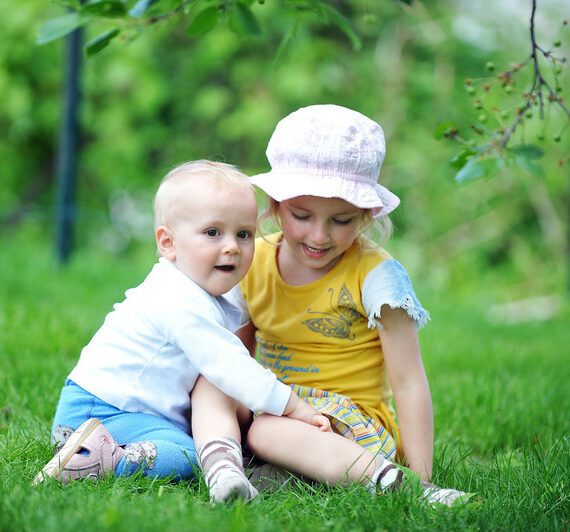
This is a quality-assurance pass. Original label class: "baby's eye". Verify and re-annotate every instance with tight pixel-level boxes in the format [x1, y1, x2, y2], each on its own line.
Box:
[205, 228, 221, 237]
[237, 230, 252, 240]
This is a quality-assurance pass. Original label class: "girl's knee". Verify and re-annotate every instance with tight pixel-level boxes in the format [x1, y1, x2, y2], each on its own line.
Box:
[246, 414, 276, 452]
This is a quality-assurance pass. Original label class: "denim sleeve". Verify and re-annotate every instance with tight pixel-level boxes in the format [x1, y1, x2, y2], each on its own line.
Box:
[362, 258, 430, 330]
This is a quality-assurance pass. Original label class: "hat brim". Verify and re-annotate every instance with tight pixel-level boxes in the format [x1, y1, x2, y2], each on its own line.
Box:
[250, 170, 400, 217]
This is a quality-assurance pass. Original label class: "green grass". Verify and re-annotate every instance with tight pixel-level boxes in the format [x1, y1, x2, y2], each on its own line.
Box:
[1, 231, 569, 531]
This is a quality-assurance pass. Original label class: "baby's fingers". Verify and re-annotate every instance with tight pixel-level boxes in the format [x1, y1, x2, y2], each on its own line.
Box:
[313, 413, 332, 432]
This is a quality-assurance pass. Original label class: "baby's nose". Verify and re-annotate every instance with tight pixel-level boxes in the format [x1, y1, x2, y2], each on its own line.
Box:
[223, 237, 240, 254]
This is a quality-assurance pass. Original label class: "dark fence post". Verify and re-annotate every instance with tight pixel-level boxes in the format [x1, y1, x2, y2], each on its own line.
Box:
[55, 24, 83, 263]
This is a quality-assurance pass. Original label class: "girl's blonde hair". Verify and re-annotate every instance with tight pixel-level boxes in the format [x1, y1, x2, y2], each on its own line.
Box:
[153, 160, 251, 229]
[258, 198, 393, 248]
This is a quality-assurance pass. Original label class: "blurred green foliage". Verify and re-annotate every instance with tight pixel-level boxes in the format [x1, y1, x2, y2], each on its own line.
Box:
[1, 0, 568, 301]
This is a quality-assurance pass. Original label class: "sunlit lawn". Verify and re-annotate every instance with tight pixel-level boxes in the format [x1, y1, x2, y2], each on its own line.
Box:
[1, 231, 568, 531]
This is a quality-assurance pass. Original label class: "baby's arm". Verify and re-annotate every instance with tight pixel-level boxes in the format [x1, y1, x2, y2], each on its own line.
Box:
[235, 321, 257, 357]
[379, 307, 434, 481]
[282, 392, 330, 431]
[236, 323, 330, 432]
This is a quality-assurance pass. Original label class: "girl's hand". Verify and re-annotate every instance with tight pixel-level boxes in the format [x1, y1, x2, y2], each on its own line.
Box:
[283, 392, 332, 432]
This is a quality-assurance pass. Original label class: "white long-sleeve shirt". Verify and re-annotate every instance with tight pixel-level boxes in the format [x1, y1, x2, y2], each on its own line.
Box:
[68, 258, 291, 431]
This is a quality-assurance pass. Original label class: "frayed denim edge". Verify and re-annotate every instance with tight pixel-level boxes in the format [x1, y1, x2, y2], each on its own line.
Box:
[367, 295, 431, 331]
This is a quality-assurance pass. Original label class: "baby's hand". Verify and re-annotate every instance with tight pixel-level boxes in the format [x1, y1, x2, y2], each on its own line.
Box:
[311, 412, 332, 432]
[283, 392, 332, 432]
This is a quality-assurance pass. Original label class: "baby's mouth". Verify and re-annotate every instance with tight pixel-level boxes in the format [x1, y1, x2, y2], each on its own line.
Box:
[215, 265, 236, 272]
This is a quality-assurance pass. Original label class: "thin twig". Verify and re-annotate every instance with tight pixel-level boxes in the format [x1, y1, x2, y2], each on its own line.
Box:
[499, 0, 569, 147]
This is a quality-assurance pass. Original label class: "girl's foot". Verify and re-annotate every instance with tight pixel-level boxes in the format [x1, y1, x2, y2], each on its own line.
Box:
[370, 457, 471, 508]
[198, 437, 258, 503]
[421, 481, 472, 507]
[369, 455, 404, 492]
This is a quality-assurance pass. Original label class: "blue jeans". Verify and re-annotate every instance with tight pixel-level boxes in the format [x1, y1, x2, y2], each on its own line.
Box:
[52, 380, 198, 480]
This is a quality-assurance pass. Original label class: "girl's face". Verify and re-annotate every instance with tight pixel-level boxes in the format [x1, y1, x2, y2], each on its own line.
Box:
[276, 196, 364, 283]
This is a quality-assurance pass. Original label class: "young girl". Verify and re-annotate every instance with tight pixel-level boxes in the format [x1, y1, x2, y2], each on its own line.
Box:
[232, 105, 467, 505]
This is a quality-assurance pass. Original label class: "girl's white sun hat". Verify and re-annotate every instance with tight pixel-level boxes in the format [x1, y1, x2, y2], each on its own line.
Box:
[250, 104, 400, 217]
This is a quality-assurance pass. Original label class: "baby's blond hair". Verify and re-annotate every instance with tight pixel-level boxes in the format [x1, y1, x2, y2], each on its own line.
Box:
[153, 160, 252, 229]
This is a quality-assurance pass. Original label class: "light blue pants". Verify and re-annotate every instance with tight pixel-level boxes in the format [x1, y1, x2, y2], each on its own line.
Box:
[51, 380, 198, 480]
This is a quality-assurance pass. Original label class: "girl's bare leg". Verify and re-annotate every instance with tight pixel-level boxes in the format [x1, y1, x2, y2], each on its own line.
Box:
[246, 413, 381, 486]
[190, 375, 251, 449]
[191, 376, 256, 502]
[248, 414, 469, 506]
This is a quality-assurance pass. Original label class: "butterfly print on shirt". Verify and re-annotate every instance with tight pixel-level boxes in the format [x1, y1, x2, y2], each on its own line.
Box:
[302, 284, 363, 340]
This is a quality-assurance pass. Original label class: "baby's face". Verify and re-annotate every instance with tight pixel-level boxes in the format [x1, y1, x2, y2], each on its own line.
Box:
[166, 179, 257, 296]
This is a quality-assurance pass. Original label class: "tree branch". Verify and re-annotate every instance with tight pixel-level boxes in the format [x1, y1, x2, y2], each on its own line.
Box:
[498, 0, 569, 148]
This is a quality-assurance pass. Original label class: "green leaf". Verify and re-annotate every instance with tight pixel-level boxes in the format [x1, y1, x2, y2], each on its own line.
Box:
[320, 4, 362, 50]
[450, 148, 475, 170]
[433, 120, 457, 140]
[229, 2, 261, 37]
[455, 157, 501, 183]
[398, 0, 413, 4]
[515, 156, 544, 176]
[82, 0, 127, 18]
[510, 144, 544, 176]
[303, 0, 327, 19]
[36, 13, 87, 45]
[273, 18, 300, 68]
[187, 6, 218, 37]
[511, 144, 545, 159]
[129, 0, 159, 18]
[84, 28, 120, 56]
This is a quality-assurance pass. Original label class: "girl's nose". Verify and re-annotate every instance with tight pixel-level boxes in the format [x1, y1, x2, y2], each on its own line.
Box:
[309, 221, 329, 245]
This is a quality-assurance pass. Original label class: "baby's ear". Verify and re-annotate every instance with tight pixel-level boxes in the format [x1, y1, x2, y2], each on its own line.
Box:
[155, 225, 175, 260]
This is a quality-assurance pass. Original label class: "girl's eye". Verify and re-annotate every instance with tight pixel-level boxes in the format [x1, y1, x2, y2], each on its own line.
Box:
[206, 228, 221, 237]
[237, 230, 252, 240]
[332, 217, 356, 225]
[291, 212, 310, 221]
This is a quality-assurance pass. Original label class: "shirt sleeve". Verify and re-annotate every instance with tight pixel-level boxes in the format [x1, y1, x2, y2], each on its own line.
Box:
[159, 283, 290, 416]
[362, 258, 430, 330]
[221, 285, 251, 332]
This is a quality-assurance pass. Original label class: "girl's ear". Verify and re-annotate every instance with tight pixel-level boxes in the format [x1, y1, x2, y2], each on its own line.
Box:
[156, 225, 175, 261]
[269, 198, 280, 216]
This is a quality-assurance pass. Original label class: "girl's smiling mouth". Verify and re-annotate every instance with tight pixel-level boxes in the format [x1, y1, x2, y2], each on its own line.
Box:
[302, 244, 330, 258]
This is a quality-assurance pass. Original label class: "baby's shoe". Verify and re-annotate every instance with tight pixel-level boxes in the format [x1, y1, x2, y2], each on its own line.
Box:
[33, 418, 125, 485]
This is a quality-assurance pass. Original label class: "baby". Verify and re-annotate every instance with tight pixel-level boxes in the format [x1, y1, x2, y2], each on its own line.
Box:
[34, 160, 329, 502]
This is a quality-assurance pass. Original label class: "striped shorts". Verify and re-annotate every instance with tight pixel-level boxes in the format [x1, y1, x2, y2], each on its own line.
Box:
[290, 384, 397, 460]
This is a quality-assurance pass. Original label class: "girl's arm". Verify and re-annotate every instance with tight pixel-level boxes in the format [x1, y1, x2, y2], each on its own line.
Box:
[379, 307, 433, 481]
